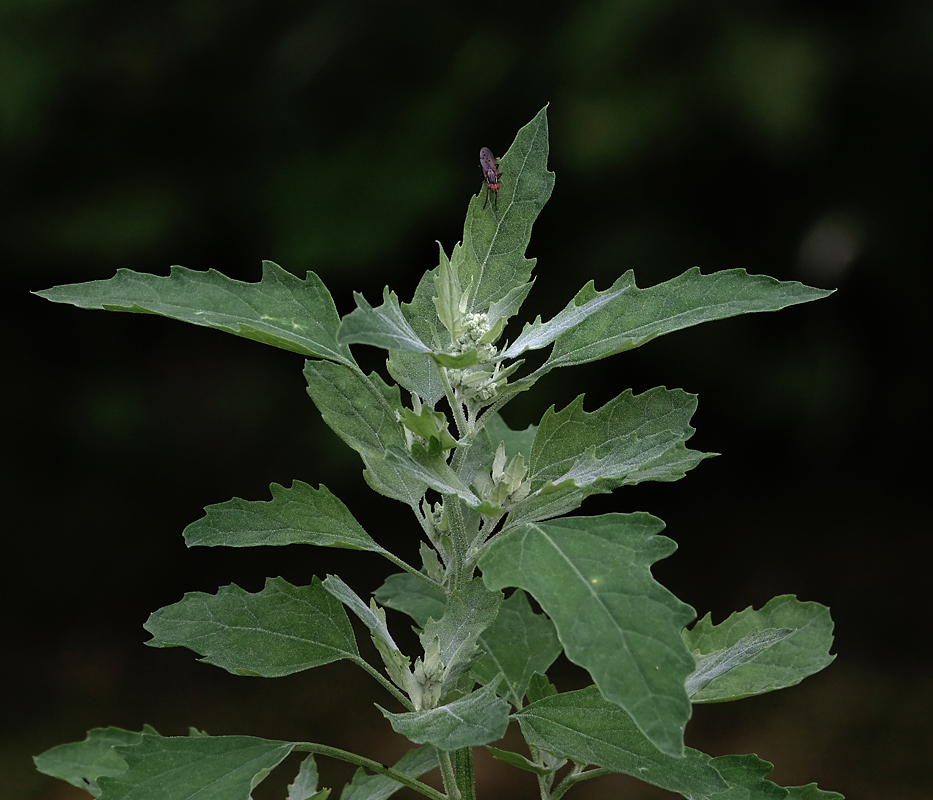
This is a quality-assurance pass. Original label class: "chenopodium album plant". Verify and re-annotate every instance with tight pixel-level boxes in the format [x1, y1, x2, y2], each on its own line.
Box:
[34, 107, 842, 800]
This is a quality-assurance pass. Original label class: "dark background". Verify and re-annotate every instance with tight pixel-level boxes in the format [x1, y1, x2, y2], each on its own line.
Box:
[5, 1, 931, 798]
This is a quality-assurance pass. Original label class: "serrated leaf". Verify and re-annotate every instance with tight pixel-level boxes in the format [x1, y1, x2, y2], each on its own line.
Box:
[480, 513, 696, 756]
[99, 733, 294, 800]
[34, 726, 157, 796]
[708, 753, 789, 800]
[521, 268, 833, 381]
[454, 106, 554, 319]
[338, 288, 433, 353]
[498, 275, 629, 360]
[686, 628, 793, 700]
[304, 360, 427, 507]
[507, 388, 712, 527]
[471, 590, 563, 709]
[373, 573, 446, 628]
[683, 595, 836, 703]
[34, 261, 354, 365]
[183, 481, 387, 554]
[514, 686, 727, 796]
[784, 784, 844, 800]
[482, 413, 536, 463]
[288, 754, 325, 800]
[338, 745, 438, 800]
[144, 577, 359, 677]
[377, 681, 509, 750]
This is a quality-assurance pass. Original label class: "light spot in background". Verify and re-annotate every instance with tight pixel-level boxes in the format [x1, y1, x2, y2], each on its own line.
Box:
[796, 213, 864, 282]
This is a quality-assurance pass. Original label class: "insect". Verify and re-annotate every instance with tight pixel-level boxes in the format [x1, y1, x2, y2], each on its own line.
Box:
[479, 147, 503, 210]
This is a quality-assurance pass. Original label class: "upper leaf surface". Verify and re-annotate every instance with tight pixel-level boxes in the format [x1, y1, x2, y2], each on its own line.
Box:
[507, 388, 712, 527]
[517, 268, 833, 383]
[99, 733, 294, 800]
[183, 480, 385, 553]
[514, 686, 727, 796]
[338, 288, 433, 353]
[144, 576, 359, 677]
[455, 105, 554, 319]
[471, 589, 563, 709]
[34, 726, 156, 796]
[480, 513, 695, 756]
[683, 595, 836, 703]
[35, 261, 354, 365]
[304, 361, 427, 507]
[377, 681, 510, 750]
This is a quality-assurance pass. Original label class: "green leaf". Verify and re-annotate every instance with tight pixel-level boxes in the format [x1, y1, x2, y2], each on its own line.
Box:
[507, 388, 712, 527]
[784, 784, 844, 800]
[498, 275, 630, 360]
[421, 579, 503, 693]
[377, 681, 510, 750]
[183, 481, 386, 553]
[338, 746, 438, 800]
[385, 443, 481, 507]
[514, 686, 727, 796]
[34, 261, 354, 364]
[34, 726, 156, 796]
[144, 576, 359, 677]
[522, 268, 833, 380]
[708, 754, 790, 800]
[373, 572, 446, 628]
[484, 746, 551, 776]
[683, 595, 836, 703]
[401, 407, 459, 451]
[686, 628, 793, 700]
[455, 105, 554, 319]
[304, 360, 427, 507]
[480, 513, 696, 756]
[99, 732, 294, 800]
[338, 288, 433, 353]
[288, 754, 329, 800]
[482, 413, 536, 463]
[471, 590, 563, 709]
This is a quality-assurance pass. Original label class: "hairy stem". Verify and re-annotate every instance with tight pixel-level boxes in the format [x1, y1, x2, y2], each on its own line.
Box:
[351, 657, 414, 711]
[454, 748, 477, 800]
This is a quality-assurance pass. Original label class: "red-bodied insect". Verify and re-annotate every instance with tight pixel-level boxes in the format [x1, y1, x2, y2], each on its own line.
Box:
[479, 147, 503, 210]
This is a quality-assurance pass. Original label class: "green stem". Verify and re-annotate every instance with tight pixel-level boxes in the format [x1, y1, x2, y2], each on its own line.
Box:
[292, 742, 447, 800]
[549, 766, 611, 800]
[436, 364, 468, 438]
[351, 657, 414, 711]
[438, 749, 461, 800]
[378, 547, 443, 590]
[454, 748, 477, 800]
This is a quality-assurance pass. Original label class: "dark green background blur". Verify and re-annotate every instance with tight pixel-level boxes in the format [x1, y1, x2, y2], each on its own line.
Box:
[5, 1, 931, 798]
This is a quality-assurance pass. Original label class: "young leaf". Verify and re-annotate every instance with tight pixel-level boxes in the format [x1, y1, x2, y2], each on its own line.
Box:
[144, 576, 359, 677]
[99, 732, 295, 800]
[471, 589, 563, 709]
[288, 754, 328, 800]
[507, 388, 712, 527]
[338, 745, 438, 800]
[377, 681, 510, 750]
[338, 288, 434, 354]
[497, 275, 630, 360]
[420, 579, 503, 692]
[34, 725, 156, 796]
[514, 686, 727, 797]
[34, 261, 354, 365]
[183, 481, 387, 553]
[373, 572, 446, 628]
[683, 595, 836, 703]
[455, 105, 554, 319]
[521, 267, 835, 381]
[480, 513, 696, 757]
[686, 628, 793, 700]
[304, 360, 427, 507]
